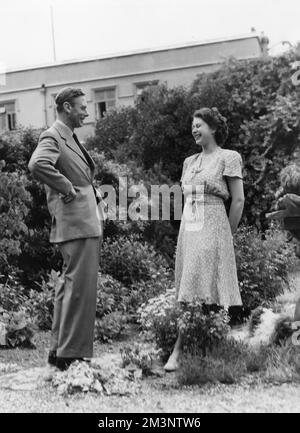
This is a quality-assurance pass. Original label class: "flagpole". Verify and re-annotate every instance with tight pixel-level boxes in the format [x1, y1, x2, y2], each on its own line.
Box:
[50, 5, 57, 62]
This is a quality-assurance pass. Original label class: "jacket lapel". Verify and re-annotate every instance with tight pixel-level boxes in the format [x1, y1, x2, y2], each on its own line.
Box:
[53, 121, 95, 178]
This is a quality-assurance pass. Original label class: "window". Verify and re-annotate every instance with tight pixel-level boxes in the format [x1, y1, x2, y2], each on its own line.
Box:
[0, 101, 16, 130]
[94, 88, 116, 119]
[135, 80, 159, 96]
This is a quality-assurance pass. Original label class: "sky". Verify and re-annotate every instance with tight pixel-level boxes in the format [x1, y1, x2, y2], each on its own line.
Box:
[0, 0, 300, 70]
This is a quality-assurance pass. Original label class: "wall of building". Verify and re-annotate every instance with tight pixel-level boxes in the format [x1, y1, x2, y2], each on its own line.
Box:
[0, 35, 263, 141]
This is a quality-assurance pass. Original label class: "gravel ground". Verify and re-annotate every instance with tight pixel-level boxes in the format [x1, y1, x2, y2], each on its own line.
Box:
[0, 376, 300, 413]
[0, 331, 300, 413]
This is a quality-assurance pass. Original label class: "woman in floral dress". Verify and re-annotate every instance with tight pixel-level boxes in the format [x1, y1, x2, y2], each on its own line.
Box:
[164, 107, 245, 372]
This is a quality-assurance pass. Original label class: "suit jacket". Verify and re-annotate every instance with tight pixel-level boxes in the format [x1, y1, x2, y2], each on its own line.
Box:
[28, 120, 102, 243]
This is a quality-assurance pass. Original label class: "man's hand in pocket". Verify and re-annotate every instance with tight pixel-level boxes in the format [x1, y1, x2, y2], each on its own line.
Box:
[62, 186, 77, 203]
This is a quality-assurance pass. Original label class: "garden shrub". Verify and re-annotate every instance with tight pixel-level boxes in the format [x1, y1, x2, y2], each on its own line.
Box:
[0, 128, 61, 285]
[96, 273, 129, 318]
[86, 106, 137, 161]
[94, 311, 127, 343]
[0, 273, 29, 312]
[96, 275, 131, 344]
[100, 234, 170, 285]
[120, 343, 161, 376]
[26, 270, 60, 330]
[233, 224, 296, 319]
[177, 303, 230, 356]
[19, 227, 63, 286]
[138, 289, 179, 357]
[0, 161, 31, 275]
[138, 290, 230, 359]
[0, 128, 40, 173]
[127, 268, 174, 319]
[0, 307, 36, 348]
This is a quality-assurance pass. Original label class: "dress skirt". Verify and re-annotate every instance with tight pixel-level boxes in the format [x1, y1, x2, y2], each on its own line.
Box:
[175, 193, 242, 307]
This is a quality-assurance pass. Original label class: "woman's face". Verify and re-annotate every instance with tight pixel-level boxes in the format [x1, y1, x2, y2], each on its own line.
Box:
[192, 117, 215, 147]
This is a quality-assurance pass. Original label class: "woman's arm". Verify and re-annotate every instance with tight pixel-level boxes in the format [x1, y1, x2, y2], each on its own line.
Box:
[226, 177, 245, 234]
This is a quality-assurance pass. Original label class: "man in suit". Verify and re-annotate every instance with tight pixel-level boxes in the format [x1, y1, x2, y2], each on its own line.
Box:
[28, 87, 103, 371]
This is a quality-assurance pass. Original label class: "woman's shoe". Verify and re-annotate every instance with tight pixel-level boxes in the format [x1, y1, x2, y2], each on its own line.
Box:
[164, 357, 179, 372]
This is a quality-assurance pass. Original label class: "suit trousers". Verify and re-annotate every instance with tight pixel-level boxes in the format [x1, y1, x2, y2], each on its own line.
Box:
[50, 237, 100, 358]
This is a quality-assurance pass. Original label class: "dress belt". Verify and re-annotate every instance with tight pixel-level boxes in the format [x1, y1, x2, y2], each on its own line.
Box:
[184, 193, 224, 205]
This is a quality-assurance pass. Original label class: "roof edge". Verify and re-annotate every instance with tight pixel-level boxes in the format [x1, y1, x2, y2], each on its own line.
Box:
[5, 32, 261, 74]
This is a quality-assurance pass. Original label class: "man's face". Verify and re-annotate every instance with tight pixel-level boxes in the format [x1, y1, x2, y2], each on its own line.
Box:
[66, 96, 89, 128]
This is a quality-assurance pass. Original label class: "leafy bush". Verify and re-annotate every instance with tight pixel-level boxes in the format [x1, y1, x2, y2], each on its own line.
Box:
[94, 311, 127, 343]
[26, 270, 59, 330]
[100, 234, 170, 285]
[138, 289, 179, 357]
[96, 269, 173, 332]
[89, 86, 195, 180]
[127, 268, 174, 319]
[96, 273, 129, 318]
[0, 128, 41, 173]
[0, 274, 29, 312]
[138, 290, 230, 358]
[0, 307, 36, 348]
[0, 161, 31, 274]
[120, 343, 161, 376]
[177, 303, 230, 356]
[86, 107, 137, 161]
[0, 128, 61, 285]
[19, 228, 62, 286]
[234, 225, 296, 318]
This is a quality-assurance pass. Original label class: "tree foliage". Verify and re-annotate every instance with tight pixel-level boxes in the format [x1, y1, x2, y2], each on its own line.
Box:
[90, 50, 300, 228]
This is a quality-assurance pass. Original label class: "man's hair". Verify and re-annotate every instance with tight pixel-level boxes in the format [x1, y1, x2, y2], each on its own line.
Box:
[55, 87, 85, 113]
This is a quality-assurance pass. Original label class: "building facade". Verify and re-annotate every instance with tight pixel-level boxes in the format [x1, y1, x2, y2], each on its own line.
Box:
[0, 33, 266, 141]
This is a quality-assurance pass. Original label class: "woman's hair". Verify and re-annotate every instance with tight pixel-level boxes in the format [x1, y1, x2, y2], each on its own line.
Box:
[193, 107, 228, 146]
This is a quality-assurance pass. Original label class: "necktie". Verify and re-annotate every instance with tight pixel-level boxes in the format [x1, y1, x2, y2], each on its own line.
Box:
[73, 133, 90, 165]
[73, 133, 99, 205]
[73, 133, 83, 150]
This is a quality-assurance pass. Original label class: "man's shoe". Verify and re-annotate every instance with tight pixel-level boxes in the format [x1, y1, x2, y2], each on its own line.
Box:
[47, 350, 57, 367]
[55, 357, 85, 371]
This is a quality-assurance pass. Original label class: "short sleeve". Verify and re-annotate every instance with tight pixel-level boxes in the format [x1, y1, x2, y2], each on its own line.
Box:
[223, 151, 243, 179]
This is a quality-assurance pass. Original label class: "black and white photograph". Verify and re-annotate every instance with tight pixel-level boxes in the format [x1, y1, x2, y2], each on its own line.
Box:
[0, 0, 300, 416]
